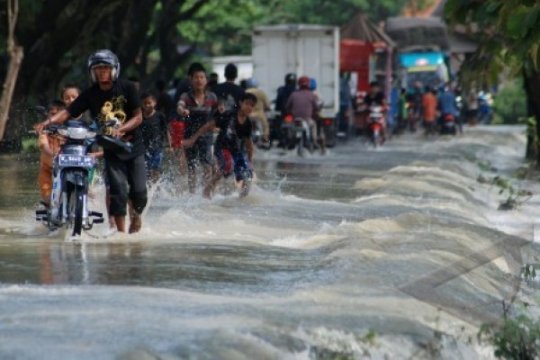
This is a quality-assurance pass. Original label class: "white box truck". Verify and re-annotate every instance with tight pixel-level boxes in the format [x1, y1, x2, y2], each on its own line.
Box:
[252, 24, 340, 120]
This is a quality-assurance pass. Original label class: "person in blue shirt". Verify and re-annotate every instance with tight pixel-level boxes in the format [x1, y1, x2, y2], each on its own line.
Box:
[438, 83, 462, 134]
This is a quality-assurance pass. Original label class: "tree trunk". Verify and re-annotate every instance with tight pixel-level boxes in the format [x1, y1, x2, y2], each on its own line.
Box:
[0, 0, 24, 142]
[0, 45, 23, 141]
[523, 69, 540, 166]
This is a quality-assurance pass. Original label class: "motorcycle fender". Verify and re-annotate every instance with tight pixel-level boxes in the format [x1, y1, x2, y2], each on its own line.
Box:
[64, 170, 86, 187]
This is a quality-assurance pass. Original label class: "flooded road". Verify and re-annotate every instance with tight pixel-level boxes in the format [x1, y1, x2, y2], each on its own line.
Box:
[0, 126, 538, 359]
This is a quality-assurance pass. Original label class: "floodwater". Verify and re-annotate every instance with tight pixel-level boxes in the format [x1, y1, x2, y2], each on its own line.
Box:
[0, 126, 538, 359]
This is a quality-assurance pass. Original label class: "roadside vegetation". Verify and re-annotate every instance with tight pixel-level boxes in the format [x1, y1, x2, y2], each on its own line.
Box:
[491, 80, 528, 125]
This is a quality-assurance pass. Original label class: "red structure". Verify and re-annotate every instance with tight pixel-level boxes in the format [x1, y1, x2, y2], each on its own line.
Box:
[341, 13, 395, 96]
[340, 39, 374, 94]
[341, 14, 395, 132]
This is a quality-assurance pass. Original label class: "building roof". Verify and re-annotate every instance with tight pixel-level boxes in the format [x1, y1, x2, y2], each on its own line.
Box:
[341, 13, 395, 47]
[385, 16, 449, 51]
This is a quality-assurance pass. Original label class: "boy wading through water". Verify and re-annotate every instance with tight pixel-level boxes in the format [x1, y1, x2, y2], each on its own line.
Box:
[140, 92, 171, 184]
[176, 63, 218, 194]
[182, 93, 257, 199]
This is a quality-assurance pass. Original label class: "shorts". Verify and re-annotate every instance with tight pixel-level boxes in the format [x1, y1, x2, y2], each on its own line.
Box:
[145, 148, 164, 171]
[215, 148, 252, 182]
[106, 153, 147, 216]
[169, 120, 185, 149]
[185, 135, 213, 169]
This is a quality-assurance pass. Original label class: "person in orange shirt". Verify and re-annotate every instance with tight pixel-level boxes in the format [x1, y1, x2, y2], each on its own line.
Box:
[37, 100, 66, 205]
[422, 86, 438, 137]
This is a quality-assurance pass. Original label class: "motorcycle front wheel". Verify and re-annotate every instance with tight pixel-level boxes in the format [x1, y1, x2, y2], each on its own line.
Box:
[67, 185, 84, 236]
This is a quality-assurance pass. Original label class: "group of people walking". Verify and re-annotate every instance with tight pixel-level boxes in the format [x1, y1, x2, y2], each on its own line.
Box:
[33, 49, 262, 235]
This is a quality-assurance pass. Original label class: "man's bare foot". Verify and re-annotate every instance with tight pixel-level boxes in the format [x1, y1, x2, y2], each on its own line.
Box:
[129, 212, 142, 233]
[203, 185, 213, 199]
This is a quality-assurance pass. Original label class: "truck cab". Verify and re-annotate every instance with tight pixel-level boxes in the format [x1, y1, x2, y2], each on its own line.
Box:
[399, 51, 449, 90]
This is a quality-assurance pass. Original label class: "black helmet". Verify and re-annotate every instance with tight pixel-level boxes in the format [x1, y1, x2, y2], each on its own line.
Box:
[285, 73, 296, 85]
[87, 49, 120, 83]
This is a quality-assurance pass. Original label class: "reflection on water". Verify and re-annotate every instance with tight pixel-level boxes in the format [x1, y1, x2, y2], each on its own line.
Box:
[0, 154, 40, 213]
[2, 239, 343, 296]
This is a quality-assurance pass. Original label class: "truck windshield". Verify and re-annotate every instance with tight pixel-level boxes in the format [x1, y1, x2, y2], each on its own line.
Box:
[406, 71, 444, 90]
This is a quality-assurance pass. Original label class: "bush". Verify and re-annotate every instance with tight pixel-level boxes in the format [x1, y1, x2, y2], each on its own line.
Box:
[21, 136, 39, 153]
[479, 313, 540, 359]
[492, 80, 528, 124]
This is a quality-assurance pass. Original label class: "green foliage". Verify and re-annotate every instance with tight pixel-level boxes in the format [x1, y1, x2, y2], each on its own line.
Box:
[445, 0, 540, 87]
[492, 80, 528, 124]
[177, 0, 410, 56]
[478, 312, 540, 359]
[490, 175, 532, 210]
[20, 136, 38, 153]
[276, 0, 407, 26]
[520, 263, 537, 282]
[178, 0, 268, 55]
[0, 0, 413, 103]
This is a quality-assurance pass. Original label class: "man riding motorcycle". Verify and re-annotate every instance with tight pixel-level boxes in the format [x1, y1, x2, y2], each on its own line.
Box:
[363, 81, 388, 144]
[286, 76, 319, 152]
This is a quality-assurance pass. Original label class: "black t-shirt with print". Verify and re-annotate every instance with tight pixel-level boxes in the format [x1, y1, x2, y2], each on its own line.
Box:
[68, 79, 143, 159]
[141, 111, 168, 151]
[214, 111, 253, 154]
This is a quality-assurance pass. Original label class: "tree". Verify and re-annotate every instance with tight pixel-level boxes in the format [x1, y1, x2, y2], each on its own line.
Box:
[270, 0, 409, 26]
[0, 0, 215, 149]
[445, 0, 540, 164]
[0, 0, 23, 142]
[0, 0, 414, 150]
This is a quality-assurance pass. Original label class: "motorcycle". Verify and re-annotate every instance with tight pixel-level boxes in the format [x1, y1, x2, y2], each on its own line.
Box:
[440, 113, 457, 135]
[250, 117, 266, 149]
[266, 110, 282, 148]
[367, 105, 385, 147]
[280, 114, 315, 156]
[35, 119, 128, 236]
[320, 116, 337, 148]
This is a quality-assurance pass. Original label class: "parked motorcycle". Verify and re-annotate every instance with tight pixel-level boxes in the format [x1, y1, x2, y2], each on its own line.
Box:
[35, 119, 120, 236]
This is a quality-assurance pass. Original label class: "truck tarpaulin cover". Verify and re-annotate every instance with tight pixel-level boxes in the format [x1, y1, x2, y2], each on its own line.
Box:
[340, 39, 373, 71]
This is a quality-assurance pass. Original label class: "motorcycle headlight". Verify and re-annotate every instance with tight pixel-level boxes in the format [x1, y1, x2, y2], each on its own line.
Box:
[66, 127, 95, 140]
